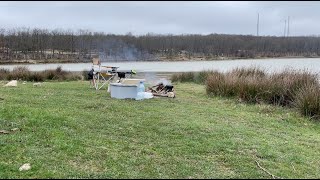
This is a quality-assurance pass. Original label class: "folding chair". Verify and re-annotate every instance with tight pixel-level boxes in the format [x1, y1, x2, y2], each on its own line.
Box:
[96, 72, 116, 90]
[91, 58, 119, 90]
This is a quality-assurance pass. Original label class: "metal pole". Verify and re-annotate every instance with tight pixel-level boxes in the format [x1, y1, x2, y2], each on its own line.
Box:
[257, 13, 259, 36]
[287, 16, 290, 37]
[284, 20, 287, 37]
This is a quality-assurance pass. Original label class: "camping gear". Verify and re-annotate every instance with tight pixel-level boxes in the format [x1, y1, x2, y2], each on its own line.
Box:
[143, 92, 154, 99]
[135, 81, 146, 100]
[136, 92, 154, 100]
[117, 72, 126, 79]
[90, 58, 137, 90]
[121, 79, 146, 85]
[138, 81, 145, 92]
[91, 58, 119, 90]
[109, 79, 149, 99]
[117, 70, 137, 80]
[88, 68, 94, 80]
[110, 83, 138, 99]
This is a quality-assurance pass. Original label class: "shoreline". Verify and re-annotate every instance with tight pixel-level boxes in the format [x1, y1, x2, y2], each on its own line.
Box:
[1, 56, 320, 65]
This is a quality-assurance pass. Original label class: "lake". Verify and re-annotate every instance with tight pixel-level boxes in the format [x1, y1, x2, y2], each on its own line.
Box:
[1, 58, 320, 80]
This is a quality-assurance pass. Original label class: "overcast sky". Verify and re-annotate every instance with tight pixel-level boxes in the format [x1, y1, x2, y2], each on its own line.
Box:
[0, 1, 320, 36]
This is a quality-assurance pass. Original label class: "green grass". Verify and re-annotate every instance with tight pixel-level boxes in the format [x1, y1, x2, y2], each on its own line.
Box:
[0, 81, 320, 178]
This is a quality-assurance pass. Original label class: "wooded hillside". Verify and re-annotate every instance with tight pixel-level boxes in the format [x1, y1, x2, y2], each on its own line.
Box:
[1, 27, 320, 63]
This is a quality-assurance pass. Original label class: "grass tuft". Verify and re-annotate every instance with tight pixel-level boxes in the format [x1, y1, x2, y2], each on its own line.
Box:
[294, 84, 320, 119]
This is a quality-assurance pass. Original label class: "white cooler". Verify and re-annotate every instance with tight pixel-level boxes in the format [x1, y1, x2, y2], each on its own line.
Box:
[109, 83, 138, 99]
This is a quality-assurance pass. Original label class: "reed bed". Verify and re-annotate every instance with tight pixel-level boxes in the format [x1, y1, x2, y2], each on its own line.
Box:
[0, 66, 83, 81]
[172, 67, 320, 119]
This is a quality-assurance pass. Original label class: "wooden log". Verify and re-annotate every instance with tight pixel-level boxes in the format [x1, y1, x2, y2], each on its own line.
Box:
[152, 93, 169, 97]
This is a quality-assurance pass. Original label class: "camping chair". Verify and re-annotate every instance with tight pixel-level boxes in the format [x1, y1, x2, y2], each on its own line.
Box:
[93, 71, 118, 90]
[91, 58, 118, 90]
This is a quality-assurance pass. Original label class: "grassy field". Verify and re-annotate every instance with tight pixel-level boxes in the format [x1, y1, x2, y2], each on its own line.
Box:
[0, 81, 320, 178]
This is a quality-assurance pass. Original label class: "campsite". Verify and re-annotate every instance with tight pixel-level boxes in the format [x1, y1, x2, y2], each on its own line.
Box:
[1, 64, 320, 178]
[1, 1, 320, 179]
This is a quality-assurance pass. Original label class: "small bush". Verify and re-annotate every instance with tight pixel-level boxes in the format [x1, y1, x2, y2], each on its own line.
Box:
[230, 67, 266, 78]
[172, 70, 218, 84]
[171, 72, 195, 83]
[56, 66, 63, 73]
[171, 73, 180, 82]
[1, 66, 82, 82]
[204, 67, 320, 119]
[7, 66, 31, 80]
[0, 68, 10, 80]
[82, 69, 89, 80]
[294, 84, 320, 119]
[206, 71, 228, 96]
[64, 73, 83, 81]
[266, 70, 319, 106]
[43, 66, 69, 80]
[195, 70, 215, 84]
[28, 72, 45, 82]
[237, 76, 267, 103]
[44, 70, 57, 80]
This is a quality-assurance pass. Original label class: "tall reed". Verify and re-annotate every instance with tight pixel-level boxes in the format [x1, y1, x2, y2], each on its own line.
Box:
[0, 66, 82, 81]
[171, 67, 320, 119]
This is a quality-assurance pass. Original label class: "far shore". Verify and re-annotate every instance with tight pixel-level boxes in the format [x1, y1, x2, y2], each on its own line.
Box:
[1, 55, 320, 65]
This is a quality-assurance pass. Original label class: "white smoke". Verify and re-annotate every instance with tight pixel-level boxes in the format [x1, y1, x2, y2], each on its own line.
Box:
[143, 72, 172, 86]
[156, 78, 172, 86]
[143, 72, 158, 85]
[97, 38, 155, 62]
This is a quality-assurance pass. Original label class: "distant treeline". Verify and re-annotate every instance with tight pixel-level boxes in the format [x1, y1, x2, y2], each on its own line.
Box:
[1, 27, 320, 63]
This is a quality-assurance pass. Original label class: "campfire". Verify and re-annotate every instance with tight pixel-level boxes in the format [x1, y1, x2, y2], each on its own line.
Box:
[147, 82, 175, 98]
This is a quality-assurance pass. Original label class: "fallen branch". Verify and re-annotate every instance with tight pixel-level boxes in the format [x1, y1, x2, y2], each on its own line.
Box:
[255, 160, 281, 179]
[152, 93, 169, 97]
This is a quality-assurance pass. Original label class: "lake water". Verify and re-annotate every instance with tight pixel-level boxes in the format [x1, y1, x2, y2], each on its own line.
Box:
[1, 58, 320, 79]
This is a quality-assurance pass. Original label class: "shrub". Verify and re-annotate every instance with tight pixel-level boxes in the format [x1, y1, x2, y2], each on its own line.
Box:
[204, 67, 320, 119]
[44, 70, 57, 80]
[195, 70, 215, 84]
[171, 72, 195, 83]
[82, 69, 89, 80]
[206, 71, 229, 96]
[7, 66, 31, 80]
[171, 73, 178, 82]
[294, 84, 320, 120]
[0, 68, 10, 80]
[206, 72, 267, 102]
[43, 66, 69, 80]
[28, 72, 45, 82]
[172, 70, 219, 84]
[266, 70, 319, 106]
[56, 66, 63, 73]
[229, 66, 266, 78]
[1, 66, 82, 82]
[64, 73, 83, 81]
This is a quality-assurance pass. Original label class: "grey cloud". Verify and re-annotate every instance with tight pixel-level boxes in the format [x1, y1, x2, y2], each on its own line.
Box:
[0, 1, 319, 36]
